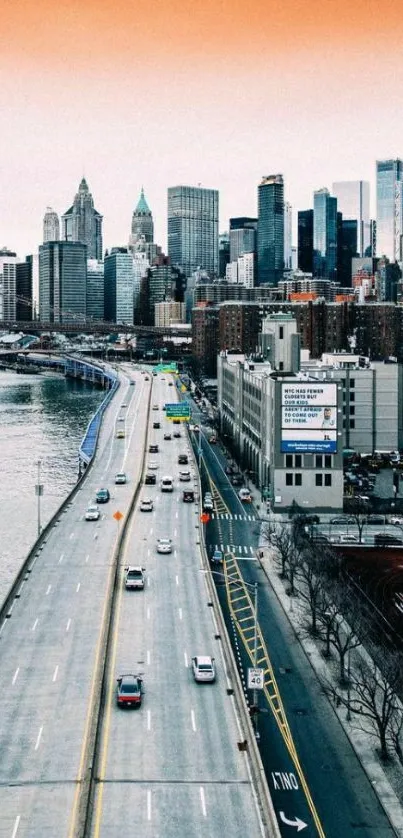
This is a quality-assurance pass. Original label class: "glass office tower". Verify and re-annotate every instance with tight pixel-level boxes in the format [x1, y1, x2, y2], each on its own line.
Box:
[257, 174, 284, 285]
[313, 188, 338, 280]
[167, 186, 219, 278]
[376, 159, 403, 260]
[332, 180, 370, 257]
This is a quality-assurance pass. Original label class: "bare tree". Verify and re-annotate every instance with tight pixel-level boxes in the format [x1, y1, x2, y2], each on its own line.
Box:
[317, 585, 362, 683]
[295, 544, 326, 635]
[325, 649, 403, 761]
[262, 521, 301, 595]
[344, 496, 371, 543]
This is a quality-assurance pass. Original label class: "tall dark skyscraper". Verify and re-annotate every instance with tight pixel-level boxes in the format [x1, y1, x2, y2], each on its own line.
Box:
[229, 217, 257, 263]
[219, 232, 230, 278]
[313, 188, 337, 280]
[167, 185, 219, 278]
[16, 256, 33, 320]
[62, 178, 103, 260]
[338, 218, 358, 286]
[332, 180, 370, 257]
[130, 188, 154, 245]
[257, 175, 284, 285]
[297, 210, 314, 273]
[39, 241, 87, 323]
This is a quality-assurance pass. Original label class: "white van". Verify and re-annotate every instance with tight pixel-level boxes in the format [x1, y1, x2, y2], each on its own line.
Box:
[161, 476, 174, 492]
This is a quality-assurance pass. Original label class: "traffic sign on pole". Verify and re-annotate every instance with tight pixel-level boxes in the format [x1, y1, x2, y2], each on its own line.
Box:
[247, 667, 264, 690]
[165, 403, 190, 421]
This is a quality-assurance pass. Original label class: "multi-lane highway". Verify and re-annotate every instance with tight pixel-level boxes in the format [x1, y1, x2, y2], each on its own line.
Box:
[0, 369, 273, 838]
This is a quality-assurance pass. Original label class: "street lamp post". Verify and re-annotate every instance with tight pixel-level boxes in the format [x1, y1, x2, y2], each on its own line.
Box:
[35, 459, 44, 538]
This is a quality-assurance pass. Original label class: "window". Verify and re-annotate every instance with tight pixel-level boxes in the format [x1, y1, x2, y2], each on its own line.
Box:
[286, 454, 293, 468]
[324, 474, 332, 487]
[295, 454, 302, 468]
[324, 455, 332, 468]
[350, 406, 355, 416]
[286, 473, 293, 486]
[315, 474, 323, 486]
[350, 392, 355, 402]
[295, 473, 302, 486]
[279, 326, 284, 339]
[350, 419, 355, 428]
[315, 455, 323, 468]
[279, 361, 284, 370]
[350, 378, 355, 388]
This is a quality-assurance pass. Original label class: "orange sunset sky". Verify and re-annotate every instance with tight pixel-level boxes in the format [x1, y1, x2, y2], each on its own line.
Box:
[1, 0, 403, 254]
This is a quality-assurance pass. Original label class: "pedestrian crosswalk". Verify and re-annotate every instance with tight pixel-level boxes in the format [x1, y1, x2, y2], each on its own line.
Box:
[210, 513, 256, 522]
[212, 544, 256, 556]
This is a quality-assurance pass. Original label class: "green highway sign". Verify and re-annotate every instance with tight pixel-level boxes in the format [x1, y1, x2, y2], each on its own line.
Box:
[153, 362, 178, 374]
[165, 403, 190, 421]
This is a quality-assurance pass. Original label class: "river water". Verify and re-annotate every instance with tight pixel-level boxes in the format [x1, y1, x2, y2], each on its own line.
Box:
[0, 371, 104, 605]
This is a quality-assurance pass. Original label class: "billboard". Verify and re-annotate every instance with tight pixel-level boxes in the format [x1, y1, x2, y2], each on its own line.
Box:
[281, 383, 338, 453]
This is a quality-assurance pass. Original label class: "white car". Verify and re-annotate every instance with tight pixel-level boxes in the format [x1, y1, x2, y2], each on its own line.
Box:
[339, 534, 360, 544]
[238, 488, 252, 503]
[140, 498, 154, 512]
[148, 461, 158, 470]
[121, 402, 127, 408]
[192, 656, 216, 683]
[179, 470, 191, 482]
[115, 472, 127, 484]
[125, 566, 145, 590]
[85, 505, 100, 521]
[157, 538, 172, 554]
[389, 516, 403, 526]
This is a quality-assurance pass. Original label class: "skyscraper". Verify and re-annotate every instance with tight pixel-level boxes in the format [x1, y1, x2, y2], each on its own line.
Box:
[16, 256, 33, 320]
[376, 159, 403, 260]
[86, 260, 104, 322]
[337, 219, 358, 286]
[313, 188, 338, 280]
[332, 180, 370, 257]
[167, 185, 219, 278]
[62, 178, 103, 260]
[130, 188, 154, 245]
[104, 248, 134, 324]
[284, 202, 293, 270]
[43, 207, 60, 243]
[0, 248, 17, 321]
[297, 210, 314, 273]
[257, 174, 284, 285]
[39, 241, 87, 323]
[229, 217, 257, 263]
[218, 232, 230, 278]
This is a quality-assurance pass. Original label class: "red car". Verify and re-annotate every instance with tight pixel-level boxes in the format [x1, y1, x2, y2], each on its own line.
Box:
[116, 674, 143, 708]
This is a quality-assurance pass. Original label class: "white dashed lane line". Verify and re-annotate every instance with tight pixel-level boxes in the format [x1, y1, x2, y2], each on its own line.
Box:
[11, 815, 21, 838]
[52, 665, 59, 683]
[34, 726, 43, 751]
[66, 619, 71, 632]
[191, 709, 197, 732]
[31, 619, 38, 632]
[12, 667, 19, 686]
[46, 585, 51, 595]
[200, 787, 207, 816]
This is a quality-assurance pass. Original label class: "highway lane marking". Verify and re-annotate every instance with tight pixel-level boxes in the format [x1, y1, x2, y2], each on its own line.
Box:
[174, 528, 177, 537]
[76, 583, 81, 593]
[147, 607, 150, 620]
[147, 650, 150, 665]
[52, 665, 59, 683]
[85, 554, 90, 563]
[46, 584, 51, 595]
[34, 726, 43, 751]
[147, 548, 150, 557]
[174, 550, 177, 557]
[191, 709, 197, 732]
[150, 527, 153, 534]
[31, 618, 38, 632]
[69, 532, 74, 540]
[200, 786, 206, 817]
[184, 652, 188, 667]
[175, 511, 178, 519]
[175, 574, 179, 586]
[0, 619, 6, 636]
[11, 815, 20, 838]
[178, 608, 183, 621]
[147, 789, 152, 821]
[147, 711, 151, 732]
[12, 667, 19, 685]
[66, 618, 71, 632]
[58, 553, 64, 564]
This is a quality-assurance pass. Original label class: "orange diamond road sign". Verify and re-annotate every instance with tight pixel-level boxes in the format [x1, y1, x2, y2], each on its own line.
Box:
[113, 511, 123, 521]
[200, 513, 210, 524]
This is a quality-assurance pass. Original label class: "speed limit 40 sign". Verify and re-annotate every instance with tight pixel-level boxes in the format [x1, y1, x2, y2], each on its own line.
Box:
[247, 668, 264, 690]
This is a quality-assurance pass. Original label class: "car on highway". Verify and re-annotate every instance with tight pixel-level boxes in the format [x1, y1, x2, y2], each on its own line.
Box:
[125, 566, 145, 590]
[116, 429, 125, 438]
[145, 377, 149, 381]
[169, 382, 173, 386]
[85, 505, 100, 521]
[164, 432, 172, 440]
[148, 461, 158, 470]
[193, 424, 200, 432]
[121, 402, 127, 408]
[117, 416, 125, 422]
[129, 381, 135, 386]
[157, 537, 173, 554]
[140, 498, 154, 512]
[183, 490, 195, 502]
[161, 476, 174, 492]
[116, 674, 143, 708]
[115, 472, 127, 484]
[238, 488, 252, 503]
[152, 404, 159, 410]
[230, 474, 243, 486]
[153, 421, 160, 429]
[203, 498, 214, 512]
[144, 473, 156, 485]
[96, 488, 110, 503]
[149, 444, 159, 453]
[211, 548, 223, 565]
[192, 655, 216, 683]
[179, 470, 191, 482]
[178, 454, 188, 464]
[209, 434, 217, 444]
[173, 430, 181, 438]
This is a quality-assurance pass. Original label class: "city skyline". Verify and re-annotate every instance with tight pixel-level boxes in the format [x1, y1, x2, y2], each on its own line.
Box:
[1, 0, 402, 257]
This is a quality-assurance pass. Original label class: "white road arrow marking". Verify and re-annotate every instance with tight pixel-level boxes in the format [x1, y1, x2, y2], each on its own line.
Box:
[279, 812, 308, 832]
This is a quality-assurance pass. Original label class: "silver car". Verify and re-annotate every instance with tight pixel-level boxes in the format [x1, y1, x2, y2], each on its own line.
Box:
[85, 505, 100, 521]
[157, 538, 172, 554]
[192, 656, 216, 683]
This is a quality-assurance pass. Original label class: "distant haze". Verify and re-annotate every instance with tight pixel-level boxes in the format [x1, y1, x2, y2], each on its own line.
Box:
[1, 0, 402, 256]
